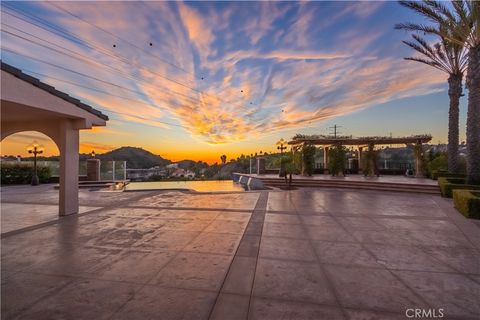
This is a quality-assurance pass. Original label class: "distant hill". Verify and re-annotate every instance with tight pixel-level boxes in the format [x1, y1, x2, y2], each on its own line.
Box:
[97, 147, 171, 169]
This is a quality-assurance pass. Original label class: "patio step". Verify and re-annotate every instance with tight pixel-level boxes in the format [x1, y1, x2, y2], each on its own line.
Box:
[258, 177, 440, 195]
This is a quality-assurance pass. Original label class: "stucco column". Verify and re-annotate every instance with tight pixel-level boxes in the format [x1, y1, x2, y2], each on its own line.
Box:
[323, 147, 329, 174]
[415, 141, 424, 178]
[257, 157, 266, 175]
[59, 120, 79, 216]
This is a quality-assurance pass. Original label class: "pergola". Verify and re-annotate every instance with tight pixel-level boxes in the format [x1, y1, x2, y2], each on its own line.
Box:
[1, 62, 108, 216]
[288, 134, 432, 177]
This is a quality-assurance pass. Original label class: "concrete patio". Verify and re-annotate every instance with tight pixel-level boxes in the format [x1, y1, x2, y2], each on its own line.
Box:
[1, 185, 480, 320]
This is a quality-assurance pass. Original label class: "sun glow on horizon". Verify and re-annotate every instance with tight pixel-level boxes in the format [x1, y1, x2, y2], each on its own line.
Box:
[1, 1, 465, 161]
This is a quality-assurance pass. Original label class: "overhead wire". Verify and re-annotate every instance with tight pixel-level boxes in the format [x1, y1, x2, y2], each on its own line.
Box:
[47, 1, 251, 103]
[3, 3, 253, 108]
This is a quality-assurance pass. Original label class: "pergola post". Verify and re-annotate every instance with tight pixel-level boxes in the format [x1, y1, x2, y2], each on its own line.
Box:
[323, 146, 329, 174]
[58, 120, 80, 216]
[414, 140, 424, 178]
[358, 147, 363, 172]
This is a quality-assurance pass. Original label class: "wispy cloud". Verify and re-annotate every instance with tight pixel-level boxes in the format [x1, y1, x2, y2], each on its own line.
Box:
[1, 1, 447, 147]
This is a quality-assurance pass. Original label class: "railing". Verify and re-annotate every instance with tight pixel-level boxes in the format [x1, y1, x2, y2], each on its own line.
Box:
[2, 160, 127, 180]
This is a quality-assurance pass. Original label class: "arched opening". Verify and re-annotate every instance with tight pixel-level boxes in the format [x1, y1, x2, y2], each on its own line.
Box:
[1, 131, 61, 233]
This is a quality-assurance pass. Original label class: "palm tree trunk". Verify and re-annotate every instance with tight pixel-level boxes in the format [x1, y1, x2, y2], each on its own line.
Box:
[447, 74, 463, 173]
[466, 45, 480, 185]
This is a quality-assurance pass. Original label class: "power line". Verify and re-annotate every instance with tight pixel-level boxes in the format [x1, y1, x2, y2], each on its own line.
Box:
[1, 60, 189, 129]
[3, 3, 251, 107]
[47, 1, 251, 103]
[1, 19, 240, 111]
[47, 1, 195, 79]
[0, 36, 208, 108]
[328, 124, 343, 138]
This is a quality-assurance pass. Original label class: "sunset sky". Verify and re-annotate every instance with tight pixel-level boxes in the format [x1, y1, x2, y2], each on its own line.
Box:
[0, 1, 469, 163]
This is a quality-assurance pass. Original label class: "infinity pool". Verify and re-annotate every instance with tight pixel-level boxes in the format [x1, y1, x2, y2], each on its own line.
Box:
[125, 180, 246, 192]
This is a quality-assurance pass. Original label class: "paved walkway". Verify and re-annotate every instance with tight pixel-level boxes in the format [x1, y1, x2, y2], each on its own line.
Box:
[1, 186, 479, 319]
[244, 174, 438, 185]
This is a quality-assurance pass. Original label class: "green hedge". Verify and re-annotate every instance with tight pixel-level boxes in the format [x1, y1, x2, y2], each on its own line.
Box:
[453, 190, 480, 219]
[1, 163, 51, 184]
[438, 177, 480, 198]
[431, 170, 466, 180]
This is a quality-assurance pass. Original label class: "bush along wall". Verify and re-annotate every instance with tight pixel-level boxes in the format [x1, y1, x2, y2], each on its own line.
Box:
[453, 190, 480, 219]
[301, 143, 316, 176]
[438, 177, 480, 198]
[328, 144, 347, 176]
[1, 163, 51, 184]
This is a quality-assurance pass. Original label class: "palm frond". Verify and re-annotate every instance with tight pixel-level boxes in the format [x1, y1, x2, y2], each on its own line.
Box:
[398, 1, 449, 24]
[401, 32, 468, 75]
[424, 0, 457, 22]
[404, 57, 446, 72]
[395, 22, 441, 36]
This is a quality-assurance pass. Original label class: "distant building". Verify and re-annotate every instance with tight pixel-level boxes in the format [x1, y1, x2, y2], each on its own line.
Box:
[166, 163, 179, 169]
[127, 167, 167, 181]
[170, 168, 195, 179]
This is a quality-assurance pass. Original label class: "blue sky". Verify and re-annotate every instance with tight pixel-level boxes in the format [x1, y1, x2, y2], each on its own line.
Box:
[0, 1, 467, 162]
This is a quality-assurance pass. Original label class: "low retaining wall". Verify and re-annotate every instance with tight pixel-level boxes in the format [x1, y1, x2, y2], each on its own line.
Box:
[232, 173, 266, 190]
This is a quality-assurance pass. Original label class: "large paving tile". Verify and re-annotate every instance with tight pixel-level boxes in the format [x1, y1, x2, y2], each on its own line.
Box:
[366, 244, 455, 272]
[352, 229, 473, 248]
[14, 278, 139, 320]
[262, 222, 307, 239]
[300, 215, 339, 227]
[345, 309, 410, 320]
[1, 272, 73, 319]
[184, 232, 242, 255]
[250, 298, 343, 320]
[27, 246, 122, 277]
[203, 220, 248, 234]
[312, 241, 380, 268]
[305, 225, 356, 242]
[162, 219, 213, 232]
[336, 217, 385, 231]
[176, 210, 220, 221]
[264, 213, 301, 224]
[216, 212, 251, 222]
[112, 285, 216, 320]
[325, 265, 427, 312]
[423, 246, 480, 275]
[253, 258, 336, 305]
[374, 217, 458, 232]
[136, 229, 200, 251]
[394, 270, 480, 318]
[89, 250, 176, 284]
[150, 252, 232, 291]
[1, 241, 63, 274]
[259, 237, 316, 262]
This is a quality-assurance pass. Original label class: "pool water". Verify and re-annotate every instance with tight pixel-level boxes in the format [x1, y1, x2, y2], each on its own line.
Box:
[125, 180, 246, 192]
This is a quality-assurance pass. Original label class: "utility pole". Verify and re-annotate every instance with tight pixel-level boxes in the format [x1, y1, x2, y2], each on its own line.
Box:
[328, 124, 342, 138]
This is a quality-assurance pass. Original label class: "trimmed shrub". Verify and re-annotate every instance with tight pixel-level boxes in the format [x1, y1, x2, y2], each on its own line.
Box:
[438, 177, 480, 198]
[427, 152, 466, 179]
[453, 190, 480, 219]
[1, 163, 52, 184]
[301, 144, 316, 176]
[431, 169, 447, 180]
[328, 144, 347, 176]
[433, 171, 466, 180]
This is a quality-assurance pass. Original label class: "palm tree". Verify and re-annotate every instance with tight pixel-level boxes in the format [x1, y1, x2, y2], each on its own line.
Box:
[397, 33, 467, 173]
[396, 0, 480, 183]
[220, 154, 227, 164]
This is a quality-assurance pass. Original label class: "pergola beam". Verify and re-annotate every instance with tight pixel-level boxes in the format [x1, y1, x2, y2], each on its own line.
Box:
[288, 135, 432, 146]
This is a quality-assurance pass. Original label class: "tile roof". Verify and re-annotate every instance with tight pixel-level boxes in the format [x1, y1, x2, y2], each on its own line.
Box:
[1, 61, 109, 121]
